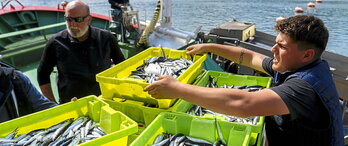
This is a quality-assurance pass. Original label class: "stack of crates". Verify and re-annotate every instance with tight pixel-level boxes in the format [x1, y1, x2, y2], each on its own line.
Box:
[0, 95, 138, 146]
[96, 47, 207, 142]
[174, 71, 272, 146]
[1, 47, 271, 145]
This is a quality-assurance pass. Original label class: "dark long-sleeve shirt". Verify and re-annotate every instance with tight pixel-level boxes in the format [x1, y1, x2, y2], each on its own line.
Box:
[37, 26, 125, 103]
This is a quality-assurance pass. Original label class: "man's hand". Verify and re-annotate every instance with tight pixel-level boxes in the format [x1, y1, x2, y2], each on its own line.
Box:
[144, 76, 181, 99]
[186, 44, 210, 55]
[71, 97, 78, 102]
[40, 84, 57, 103]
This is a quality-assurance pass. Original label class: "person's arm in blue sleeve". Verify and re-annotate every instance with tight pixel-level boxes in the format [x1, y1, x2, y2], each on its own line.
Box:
[16, 70, 57, 111]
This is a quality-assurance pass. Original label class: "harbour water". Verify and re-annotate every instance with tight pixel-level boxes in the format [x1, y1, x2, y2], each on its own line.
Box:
[24, 0, 348, 56]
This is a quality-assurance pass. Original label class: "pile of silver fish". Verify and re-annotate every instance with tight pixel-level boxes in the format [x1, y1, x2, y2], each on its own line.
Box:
[206, 76, 264, 92]
[0, 116, 106, 146]
[187, 105, 259, 125]
[187, 76, 265, 125]
[151, 133, 226, 146]
[129, 57, 193, 83]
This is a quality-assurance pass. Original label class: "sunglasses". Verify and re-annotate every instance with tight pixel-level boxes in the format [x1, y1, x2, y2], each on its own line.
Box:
[64, 15, 89, 23]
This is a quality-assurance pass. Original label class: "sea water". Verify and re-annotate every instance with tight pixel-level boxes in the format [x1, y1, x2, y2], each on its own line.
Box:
[25, 0, 348, 56]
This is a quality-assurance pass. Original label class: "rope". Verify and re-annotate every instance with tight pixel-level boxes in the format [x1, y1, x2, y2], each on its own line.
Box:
[136, 0, 161, 49]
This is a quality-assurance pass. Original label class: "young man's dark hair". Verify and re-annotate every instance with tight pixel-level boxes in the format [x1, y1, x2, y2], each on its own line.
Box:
[275, 15, 329, 60]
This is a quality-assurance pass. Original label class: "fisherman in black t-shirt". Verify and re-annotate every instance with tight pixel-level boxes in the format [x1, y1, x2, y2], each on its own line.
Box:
[144, 15, 344, 146]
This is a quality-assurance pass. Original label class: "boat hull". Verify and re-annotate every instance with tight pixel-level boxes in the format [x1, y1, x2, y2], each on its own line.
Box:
[0, 6, 111, 68]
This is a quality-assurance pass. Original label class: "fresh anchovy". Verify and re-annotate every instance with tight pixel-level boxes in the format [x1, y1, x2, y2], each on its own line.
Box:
[84, 120, 92, 137]
[0, 138, 17, 144]
[68, 134, 81, 146]
[12, 134, 26, 142]
[153, 134, 165, 144]
[14, 129, 45, 145]
[215, 118, 226, 145]
[186, 136, 213, 145]
[152, 137, 170, 146]
[0, 116, 106, 146]
[152, 133, 221, 146]
[173, 135, 186, 146]
[170, 133, 184, 142]
[72, 118, 88, 132]
[49, 136, 74, 146]
[94, 127, 106, 136]
[61, 137, 74, 146]
[4, 128, 18, 139]
[130, 57, 193, 83]
[21, 130, 45, 145]
[50, 118, 74, 141]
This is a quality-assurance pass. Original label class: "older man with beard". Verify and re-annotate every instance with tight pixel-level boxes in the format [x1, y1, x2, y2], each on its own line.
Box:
[38, 0, 125, 103]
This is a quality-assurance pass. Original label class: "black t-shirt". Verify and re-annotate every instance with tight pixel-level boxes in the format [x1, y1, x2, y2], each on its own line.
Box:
[38, 27, 125, 103]
[262, 57, 330, 146]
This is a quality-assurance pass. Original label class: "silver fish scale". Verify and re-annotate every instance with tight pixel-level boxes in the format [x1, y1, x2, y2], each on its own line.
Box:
[0, 116, 106, 146]
[130, 57, 193, 83]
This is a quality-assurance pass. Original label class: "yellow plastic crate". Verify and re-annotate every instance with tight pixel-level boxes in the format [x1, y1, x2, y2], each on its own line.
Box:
[103, 97, 182, 127]
[101, 96, 184, 144]
[0, 95, 138, 146]
[174, 71, 271, 145]
[96, 47, 207, 109]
